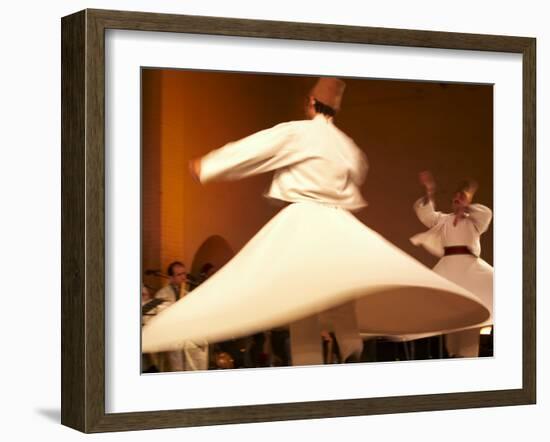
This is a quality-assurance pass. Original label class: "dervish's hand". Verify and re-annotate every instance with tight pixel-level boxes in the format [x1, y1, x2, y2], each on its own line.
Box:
[419, 170, 436, 196]
[189, 158, 202, 183]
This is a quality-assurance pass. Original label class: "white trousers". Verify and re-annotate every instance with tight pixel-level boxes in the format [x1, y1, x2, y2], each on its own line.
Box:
[290, 301, 363, 365]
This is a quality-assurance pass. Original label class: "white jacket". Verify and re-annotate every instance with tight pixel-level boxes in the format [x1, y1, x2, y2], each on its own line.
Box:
[410, 197, 493, 257]
[199, 114, 368, 211]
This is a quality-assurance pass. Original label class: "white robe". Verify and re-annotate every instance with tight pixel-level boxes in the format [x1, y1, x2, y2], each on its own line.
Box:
[142, 117, 489, 357]
[200, 115, 369, 211]
[409, 198, 494, 356]
[410, 197, 492, 260]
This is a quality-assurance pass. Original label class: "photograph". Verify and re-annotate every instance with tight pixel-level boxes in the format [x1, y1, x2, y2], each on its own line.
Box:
[140, 69, 494, 373]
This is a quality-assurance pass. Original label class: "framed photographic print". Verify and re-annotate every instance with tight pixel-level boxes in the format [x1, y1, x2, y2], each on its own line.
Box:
[61, 9, 536, 433]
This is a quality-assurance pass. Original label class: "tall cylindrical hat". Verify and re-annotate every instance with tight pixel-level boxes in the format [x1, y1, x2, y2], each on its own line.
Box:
[310, 77, 346, 111]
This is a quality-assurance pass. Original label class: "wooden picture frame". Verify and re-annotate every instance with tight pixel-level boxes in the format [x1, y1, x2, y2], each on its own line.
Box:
[61, 8, 536, 433]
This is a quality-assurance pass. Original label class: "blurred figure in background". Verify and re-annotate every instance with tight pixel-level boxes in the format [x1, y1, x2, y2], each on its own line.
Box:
[146, 261, 188, 371]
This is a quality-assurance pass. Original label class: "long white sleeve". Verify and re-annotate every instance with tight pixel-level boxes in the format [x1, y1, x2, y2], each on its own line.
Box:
[198, 116, 368, 210]
[468, 204, 493, 234]
[200, 122, 304, 183]
[413, 197, 443, 228]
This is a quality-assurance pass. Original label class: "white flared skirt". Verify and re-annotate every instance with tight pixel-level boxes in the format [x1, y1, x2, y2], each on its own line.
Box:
[366, 250, 494, 344]
[433, 255, 493, 326]
[142, 203, 490, 353]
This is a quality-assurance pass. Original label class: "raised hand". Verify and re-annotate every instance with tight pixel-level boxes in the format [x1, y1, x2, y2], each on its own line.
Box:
[419, 170, 436, 197]
[189, 158, 202, 183]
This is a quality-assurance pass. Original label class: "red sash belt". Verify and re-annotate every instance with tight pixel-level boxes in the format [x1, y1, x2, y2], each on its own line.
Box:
[444, 246, 474, 256]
